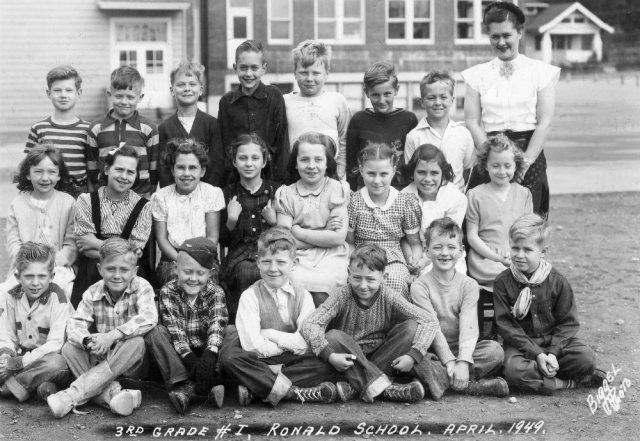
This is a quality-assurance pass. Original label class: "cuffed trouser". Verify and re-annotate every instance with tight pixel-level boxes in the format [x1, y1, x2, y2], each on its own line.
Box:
[61, 337, 145, 407]
[219, 326, 341, 406]
[143, 325, 190, 390]
[413, 340, 505, 400]
[2, 353, 69, 402]
[503, 337, 596, 395]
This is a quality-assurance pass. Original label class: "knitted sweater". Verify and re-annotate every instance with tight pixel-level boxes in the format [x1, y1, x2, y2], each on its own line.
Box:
[301, 284, 438, 363]
[6, 190, 77, 274]
[410, 271, 480, 365]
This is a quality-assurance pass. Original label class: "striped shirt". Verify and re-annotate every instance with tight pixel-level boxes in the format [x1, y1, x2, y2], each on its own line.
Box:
[87, 110, 159, 196]
[25, 117, 90, 183]
[159, 279, 228, 357]
[66, 276, 158, 347]
[74, 187, 152, 251]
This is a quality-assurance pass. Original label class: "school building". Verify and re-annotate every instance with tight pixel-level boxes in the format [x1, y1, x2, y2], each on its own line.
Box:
[0, 0, 613, 139]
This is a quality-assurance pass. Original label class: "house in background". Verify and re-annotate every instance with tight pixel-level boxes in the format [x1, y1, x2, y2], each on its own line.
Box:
[523, 2, 614, 65]
[0, 0, 203, 138]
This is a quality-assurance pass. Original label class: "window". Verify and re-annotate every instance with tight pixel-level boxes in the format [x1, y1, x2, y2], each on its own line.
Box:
[553, 35, 568, 50]
[315, 0, 365, 44]
[268, 0, 293, 43]
[535, 35, 542, 51]
[581, 34, 593, 50]
[455, 0, 495, 43]
[387, 0, 434, 43]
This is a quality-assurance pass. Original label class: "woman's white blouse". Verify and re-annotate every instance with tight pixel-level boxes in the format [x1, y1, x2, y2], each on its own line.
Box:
[461, 54, 560, 132]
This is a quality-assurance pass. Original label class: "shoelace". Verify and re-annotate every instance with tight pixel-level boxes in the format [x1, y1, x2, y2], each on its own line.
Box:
[292, 387, 306, 403]
[386, 385, 411, 400]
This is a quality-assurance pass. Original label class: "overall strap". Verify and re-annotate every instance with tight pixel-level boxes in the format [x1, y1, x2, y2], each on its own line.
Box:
[121, 198, 148, 240]
[90, 191, 104, 240]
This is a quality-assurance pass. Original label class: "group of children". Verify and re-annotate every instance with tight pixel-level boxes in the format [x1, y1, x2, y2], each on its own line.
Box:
[0, 37, 605, 418]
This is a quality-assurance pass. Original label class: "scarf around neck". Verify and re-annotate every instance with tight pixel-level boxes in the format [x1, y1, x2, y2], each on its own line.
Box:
[509, 259, 552, 320]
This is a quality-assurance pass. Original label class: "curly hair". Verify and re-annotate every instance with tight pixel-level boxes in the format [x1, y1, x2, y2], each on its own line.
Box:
[13, 142, 71, 193]
[287, 131, 338, 183]
[163, 138, 210, 177]
[474, 133, 526, 181]
[104, 145, 141, 188]
[402, 144, 455, 187]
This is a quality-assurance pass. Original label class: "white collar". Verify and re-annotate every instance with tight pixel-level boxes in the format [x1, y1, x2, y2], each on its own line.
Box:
[264, 281, 296, 296]
[361, 186, 399, 211]
[415, 117, 462, 131]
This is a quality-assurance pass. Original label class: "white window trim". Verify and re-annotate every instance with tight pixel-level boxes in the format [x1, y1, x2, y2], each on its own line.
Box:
[109, 17, 173, 72]
[385, 0, 435, 45]
[267, 0, 294, 45]
[454, 0, 520, 45]
[314, 0, 366, 45]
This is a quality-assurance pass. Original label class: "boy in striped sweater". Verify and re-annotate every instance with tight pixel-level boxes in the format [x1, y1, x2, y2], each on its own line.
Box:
[301, 243, 439, 403]
[25, 65, 89, 198]
[87, 66, 159, 198]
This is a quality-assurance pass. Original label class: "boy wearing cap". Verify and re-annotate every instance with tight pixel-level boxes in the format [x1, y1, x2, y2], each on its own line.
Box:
[156, 237, 228, 414]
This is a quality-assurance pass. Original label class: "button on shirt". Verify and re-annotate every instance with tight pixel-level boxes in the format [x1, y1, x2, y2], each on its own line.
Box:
[0, 284, 72, 367]
[67, 276, 158, 347]
[236, 282, 315, 358]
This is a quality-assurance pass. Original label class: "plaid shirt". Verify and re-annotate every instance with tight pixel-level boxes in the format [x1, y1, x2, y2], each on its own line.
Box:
[67, 276, 157, 347]
[159, 279, 228, 357]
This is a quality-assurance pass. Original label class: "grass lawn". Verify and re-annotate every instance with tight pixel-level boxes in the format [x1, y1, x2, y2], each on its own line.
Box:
[0, 192, 638, 440]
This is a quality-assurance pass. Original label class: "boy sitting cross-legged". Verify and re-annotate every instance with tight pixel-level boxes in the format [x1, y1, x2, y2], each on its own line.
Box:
[47, 238, 157, 418]
[495, 214, 606, 395]
[411, 218, 508, 399]
[157, 237, 228, 413]
[218, 227, 339, 406]
[301, 243, 440, 403]
[0, 242, 72, 402]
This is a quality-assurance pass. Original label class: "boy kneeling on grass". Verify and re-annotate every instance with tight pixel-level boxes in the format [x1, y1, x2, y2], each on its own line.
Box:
[0, 242, 72, 402]
[48, 238, 157, 418]
[411, 218, 508, 399]
[495, 214, 606, 395]
[157, 237, 228, 414]
[219, 227, 340, 406]
[301, 243, 439, 403]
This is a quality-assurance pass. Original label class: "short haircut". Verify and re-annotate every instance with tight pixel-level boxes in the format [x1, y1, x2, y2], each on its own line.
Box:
[357, 142, 398, 168]
[363, 61, 398, 91]
[13, 142, 71, 193]
[170, 60, 205, 85]
[474, 133, 527, 180]
[111, 65, 144, 91]
[292, 40, 332, 70]
[509, 214, 551, 247]
[402, 143, 455, 186]
[235, 40, 265, 63]
[99, 238, 138, 263]
[288, 131, 338, 182]
[483, 1, 526, 32]
[104, 144, 141, 187]
[15, 242, 56, 275]
[420, 68, 455, 98]
[47, 65, 82, 90]
[349, 244, 387, 272]
[163, 138, 210, 177]
[257, 227, 297, 259]
[424, 217, 464, 247]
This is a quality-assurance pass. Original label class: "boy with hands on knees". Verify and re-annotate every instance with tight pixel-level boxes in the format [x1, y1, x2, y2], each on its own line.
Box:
[48, 238, 157, 418]
[301, 244, 440, 403]
[411, 218, 508, 399]
[219, 228, 339, 407]
[0, 243, 72, 402]
[157, 237, 228, 413]
[495, 214, 606, 395]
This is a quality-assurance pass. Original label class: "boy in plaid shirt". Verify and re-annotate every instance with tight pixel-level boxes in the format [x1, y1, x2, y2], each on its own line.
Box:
[157, 237, 228, 414]
[47, 238, 157, 418]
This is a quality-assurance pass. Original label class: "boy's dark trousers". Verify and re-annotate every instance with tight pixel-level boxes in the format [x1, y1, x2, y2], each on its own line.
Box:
[503, 336, 596, 395]
[143, 325, 191, 390]
[219, 326, 341, 405]
[323, 319, 451, 401]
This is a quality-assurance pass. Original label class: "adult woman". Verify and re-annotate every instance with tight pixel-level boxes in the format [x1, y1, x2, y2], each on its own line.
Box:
[462, 1, 560, 217]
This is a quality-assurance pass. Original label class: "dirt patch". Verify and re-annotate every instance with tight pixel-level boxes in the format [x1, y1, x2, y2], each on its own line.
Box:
[0, 192, 639, 440]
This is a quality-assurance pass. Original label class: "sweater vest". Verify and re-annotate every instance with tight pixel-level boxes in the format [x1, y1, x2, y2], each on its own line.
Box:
[250, 280, 306, 333]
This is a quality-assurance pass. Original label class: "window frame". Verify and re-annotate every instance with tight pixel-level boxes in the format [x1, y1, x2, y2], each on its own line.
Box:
[314, 0, 366, 45]
[267, 0, 294, 45]
[385, 0, 435, 45]
[454, 0, 508, 45]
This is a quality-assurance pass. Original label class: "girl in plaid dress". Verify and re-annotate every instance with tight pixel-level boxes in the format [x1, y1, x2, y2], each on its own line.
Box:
[275, 132, 350, 307]
[220, 134, 280, 323]
[347, 143, 422, 299]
